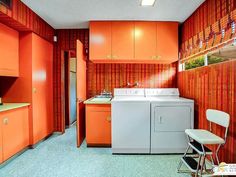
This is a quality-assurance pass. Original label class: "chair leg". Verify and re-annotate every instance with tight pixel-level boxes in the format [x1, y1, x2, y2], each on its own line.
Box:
[210, 154, 214, 166]
[215, 144, 221, 165]
[200, 155, 206, 176]
[177, 144, 190, 172]
[195, 155, 202, 177]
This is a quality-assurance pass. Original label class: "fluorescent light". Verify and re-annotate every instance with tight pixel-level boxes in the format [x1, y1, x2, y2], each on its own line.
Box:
[141, 0, 156, 6]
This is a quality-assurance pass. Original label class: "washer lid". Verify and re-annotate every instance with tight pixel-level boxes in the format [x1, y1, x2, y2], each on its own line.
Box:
[149, 97, 194, 103]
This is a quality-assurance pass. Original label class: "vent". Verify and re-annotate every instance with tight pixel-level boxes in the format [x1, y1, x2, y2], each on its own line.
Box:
[0, 0, 12, 8]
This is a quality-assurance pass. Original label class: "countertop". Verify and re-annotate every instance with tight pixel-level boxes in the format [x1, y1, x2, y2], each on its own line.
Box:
[84, 97, 112, 104]
[0, 103, 30, 112]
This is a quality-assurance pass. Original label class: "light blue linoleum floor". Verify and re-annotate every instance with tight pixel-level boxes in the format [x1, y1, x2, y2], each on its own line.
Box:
[0, 126, 191, 177]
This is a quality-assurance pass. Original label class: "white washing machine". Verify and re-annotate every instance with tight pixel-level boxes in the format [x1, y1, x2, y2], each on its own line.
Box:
[145, 88, 194, 154]
[111, 88, 150, 154]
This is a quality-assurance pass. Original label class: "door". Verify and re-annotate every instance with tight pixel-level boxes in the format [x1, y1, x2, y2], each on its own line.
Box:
[76, 40, 86, 147]
[134, 22, 156, 60]
[89, 21, 112, 60]
[32, 33, 54, 144]
[156, 22, 178, 63]
[111, 21, 134, 60]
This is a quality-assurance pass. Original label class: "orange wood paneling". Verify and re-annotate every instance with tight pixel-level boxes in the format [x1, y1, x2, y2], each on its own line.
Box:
[1, 106, 29, 161]
[0, 22, 19, 77]
[0, 0, 54, 42]
[178, 60, 236, 163]
[87, 62, 177, 98]
[112, 21, 134, 60]
[76, 40, 86, 147]
[89, 21, 112, 60]
[86, 104, 111, 146]
[156, 22, 178, 63]
[134, 22, 156, 60]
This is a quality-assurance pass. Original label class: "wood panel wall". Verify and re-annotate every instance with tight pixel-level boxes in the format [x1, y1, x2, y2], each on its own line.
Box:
[178, 60, 236, 163]
[87, 63, 177, 98]
[179, 0, 236, 163]
[54, 29, 177, 131]
[0, 0, 54, 42]
[54, 29, 89, 131]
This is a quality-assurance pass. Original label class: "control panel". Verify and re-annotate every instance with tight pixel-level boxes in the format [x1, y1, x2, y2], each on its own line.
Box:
[114, 88, 145, 96]
[145, 88, 180, 97]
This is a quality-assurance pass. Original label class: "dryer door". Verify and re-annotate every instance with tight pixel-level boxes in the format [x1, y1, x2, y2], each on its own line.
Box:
[153, 106, 191, 132]
[151, 105, 192, 153]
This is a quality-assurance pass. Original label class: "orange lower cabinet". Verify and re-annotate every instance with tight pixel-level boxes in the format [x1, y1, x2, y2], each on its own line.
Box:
[86, 104, 111, 146]
[1, 107, 29, 162]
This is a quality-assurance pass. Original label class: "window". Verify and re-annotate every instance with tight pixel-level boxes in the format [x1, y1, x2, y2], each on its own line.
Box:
[179, 42, 236, 72]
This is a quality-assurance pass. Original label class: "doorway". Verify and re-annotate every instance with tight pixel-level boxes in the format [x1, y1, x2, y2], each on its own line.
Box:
[64, 50, 77, 128]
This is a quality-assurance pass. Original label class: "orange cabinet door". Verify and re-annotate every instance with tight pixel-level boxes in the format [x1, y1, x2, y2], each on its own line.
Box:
[86, 105, 111, 146]
[0, 23, 19, 77]
[156, 22, 178, 63]
[111, 22, 134, 60]
[2, 107, 29, 161]
[32, 33, 54, 145]
[0, 118, 2, 163]
[90, 21, 112, 60]
[76, 40, 86, 147]
[134, 22, 157, 60]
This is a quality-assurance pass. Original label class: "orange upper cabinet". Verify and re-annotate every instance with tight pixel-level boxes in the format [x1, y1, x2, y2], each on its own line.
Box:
[89, 21, 178, 63]
[156, 22, 178, 63]
[90, 21, 112, 60]
[134, 22, 157, 60]
[111, 22, 134, 60]
[0, 23, 19, 77]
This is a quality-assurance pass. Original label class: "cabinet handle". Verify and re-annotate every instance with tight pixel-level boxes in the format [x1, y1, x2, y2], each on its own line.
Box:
[156, 55, 161, 59]
[3, 118, 8, 125]
[106, 116, 111, 122]
[151, 56, 156, 60]
[106, 55, 111, 59]
[33, 88, 37, 93]
[112, 55, 118, 59]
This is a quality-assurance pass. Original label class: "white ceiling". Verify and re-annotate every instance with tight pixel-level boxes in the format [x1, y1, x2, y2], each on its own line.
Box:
[21, 0, 205, 29]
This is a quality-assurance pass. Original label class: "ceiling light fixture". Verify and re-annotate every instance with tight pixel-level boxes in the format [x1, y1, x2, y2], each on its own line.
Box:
[141, 0, 156, 6]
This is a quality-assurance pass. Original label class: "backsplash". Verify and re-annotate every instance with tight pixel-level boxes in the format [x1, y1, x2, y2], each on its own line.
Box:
[87, 62, 177, 97]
